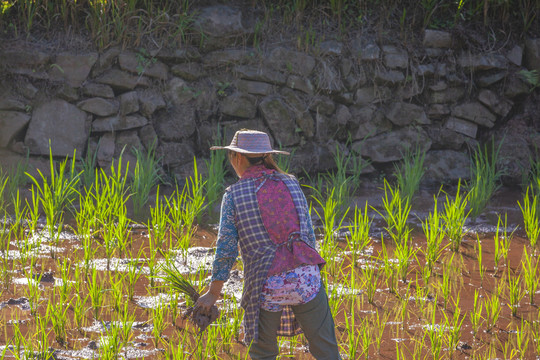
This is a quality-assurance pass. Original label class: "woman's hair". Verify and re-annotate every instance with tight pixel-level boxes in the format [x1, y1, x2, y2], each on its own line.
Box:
[228, 151, 287, 174]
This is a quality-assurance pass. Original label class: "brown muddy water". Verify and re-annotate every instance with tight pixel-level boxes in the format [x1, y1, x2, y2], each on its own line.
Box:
[0, 183, 539, 359]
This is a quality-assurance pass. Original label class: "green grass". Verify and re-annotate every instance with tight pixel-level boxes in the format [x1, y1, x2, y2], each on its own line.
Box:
[393, 145, 426, 201]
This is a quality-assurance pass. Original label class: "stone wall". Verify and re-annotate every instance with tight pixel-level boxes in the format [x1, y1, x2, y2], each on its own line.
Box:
[1, 5, 539, 185]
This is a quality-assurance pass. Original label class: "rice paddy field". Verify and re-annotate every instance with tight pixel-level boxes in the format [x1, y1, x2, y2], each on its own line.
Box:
[0, 146, 539, 360]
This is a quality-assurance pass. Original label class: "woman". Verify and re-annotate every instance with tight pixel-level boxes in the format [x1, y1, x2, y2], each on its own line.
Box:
[195, 129, 341, 360]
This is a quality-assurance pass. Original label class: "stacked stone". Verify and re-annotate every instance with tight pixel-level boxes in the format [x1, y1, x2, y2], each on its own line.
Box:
[0, 5, 539, 184]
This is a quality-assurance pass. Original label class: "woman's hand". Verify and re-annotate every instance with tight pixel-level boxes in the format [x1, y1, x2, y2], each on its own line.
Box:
[194, 291, 219, 315]
[194, 280, 224, 315]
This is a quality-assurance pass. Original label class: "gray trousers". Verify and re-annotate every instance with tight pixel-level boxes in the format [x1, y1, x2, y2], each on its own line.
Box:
[249, 285, 342, 360]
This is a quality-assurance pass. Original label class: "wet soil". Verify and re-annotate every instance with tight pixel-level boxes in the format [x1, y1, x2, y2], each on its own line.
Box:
[0, 185, 539, 359]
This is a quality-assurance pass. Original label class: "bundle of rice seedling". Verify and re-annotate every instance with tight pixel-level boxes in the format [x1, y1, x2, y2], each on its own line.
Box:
[157, 261, 219, 332]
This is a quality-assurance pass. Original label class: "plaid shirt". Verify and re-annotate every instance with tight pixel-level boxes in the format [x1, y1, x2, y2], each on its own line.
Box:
[229, 172, 317, 344]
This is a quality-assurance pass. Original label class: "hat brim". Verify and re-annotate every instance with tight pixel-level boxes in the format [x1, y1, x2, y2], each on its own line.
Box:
[210, 145, 290, 155]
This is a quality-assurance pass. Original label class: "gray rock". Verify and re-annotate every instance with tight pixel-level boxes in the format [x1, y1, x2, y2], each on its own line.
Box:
[350, 105, 391, 140]
[0, 98, 26, 111]
[382, 45, 408, 69]
[427, 124, 467, 150]
[332, 92, 355, 105]
[137, 89, 166, 117]
[353, 127, 432, 162]
[335, 104, 352, 126]
[17, 82, 38, 99]
[296, 111, 315, 138]
[77, 98, 119, 117]
[97, 132, 115, 168]
[118, 51, 168, 80]
[417, 63, 447, 77]
[477, 72, 505, 87]
[25, 99, 88, 157]
[478, 90, 513, 117]
[220, 92, 257, 118]
[91, 46, 121, 77]
[115, 130, 143, 156]
[428, 104, 450, 119]
[92, 114, 148, 132]
[56, 84, 79, 102]
[351, 39, 380, 61]
[171, 62, 206, 81]
[305, 97, 332, 117]
[194, 5, 248, 40]
[158, 141, 195, 167]
[423, 150, 471, 184]
[10, 68, 49, 80]
[423, 30, 453, 48]
[120, 91, 139, 115]
[425, 48, 446, 57]
[0, 49, 50, 66]
[259, 96, 299, 147]
[0, 148, 51, 179]
[154, 106, 196, 141]
[429, 81, 448, 91]
[524, 38, 540, 72]
[314, 60, 345, 93]
[203, 49, 254, 67]
[458, 53, 507, 71]
[236, 80, 273, 96]
[451, 102, 496, 128]
[340, 59, 353, 78]
[165, 77, 197, 106]
[234, 65, 287, 85]
[385, 102, 430, 126]
[286, 75, 313, 95]
[139, 124, 159, 151]
[156, 47, 202, 63]
[0, 111, 31, 147]
[444, 117, 478, 138]
[49, 52, 98, 87]
[374, 70, 405, 85]
[507, 45, 523, 66]
[279, 88, 304, 113]
[355, 87, 392, 105]
[96, 69, 151, 91]
[319, 40, 343, 56]
[425, 87, 466, 104]
[267, 47, 316, 77]
[497, 132, 531, 184]
[82, 83, 115, 98]
[505, 74, 531, 98]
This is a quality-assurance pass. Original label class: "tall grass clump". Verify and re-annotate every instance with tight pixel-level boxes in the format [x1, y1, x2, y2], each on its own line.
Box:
[420, 196, 446, 282]
[205, 138, 228, 214]
[346, 202, 372, 265]
[442, 180, 470, 252]
[131, 143, 162, 220]
[26, 148, 80, 244]
[518, 186, 539, 248]
[467, 138, 504, 219]
[393, 145, 426, 201]
[374, 179, 411, 245]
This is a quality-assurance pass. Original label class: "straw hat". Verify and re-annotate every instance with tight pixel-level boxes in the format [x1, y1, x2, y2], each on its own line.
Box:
[210, 129, 290, 155]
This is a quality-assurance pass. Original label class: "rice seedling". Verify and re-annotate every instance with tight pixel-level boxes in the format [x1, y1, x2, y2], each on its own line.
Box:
[467, 137, 504, 219]
[185, 157, 207, 225]
[469, 289, 483, 337]
[373, 308, 388, 354]
[58, 257, 72, 304]
[425, 305, 445, 360]
[72, 293, 89, 331]
[358, 317, 372, 359]
[393, 145, 426, 201]
[26, 148, 80, 245]
[152, 300, 168, 344]
[35, 315, 55, 360]
[24, 269, 42, 317]
[476, 236, 486, 285]
[506, 267, 524, 317]
[361, 260, 380, 304]
[77, 143, 99, 191]
[522, 246, 539, 305]
[375, 179, 412, 245]
[46, 292, 71, 346]
[493, 213, 515, 270]
[131, 142, 162, 220]
[394, 233, 416, 283]
[346, 202, 372, 265]
[3, 157, 29, 211]
[149, 186, 169, 251]
[99, 322, 122, 360]
[126, 258, 143, 301]
[442, 180, 470, 252]
[87, 267, 104, 318]
[484, 288, 501, 333]
[518, 186, 539, 248]
[312, 187, 349, 260]
[443, 297, 465, 356]
[420, 196, 446, 281]
[380, 238, 398, 294]
[205, 133, 228, 213]
[438, 258, 453, 309]
[109, 270, 125, 313]
[119, 302, 135, 356]
[9, 189, 28, 242]
[513, 318, 530, 358]
[0, 171, 8, 215]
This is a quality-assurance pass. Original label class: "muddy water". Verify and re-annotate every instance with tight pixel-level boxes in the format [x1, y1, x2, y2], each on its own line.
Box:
[0, 185, 539, 359]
